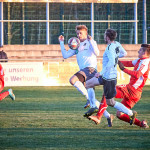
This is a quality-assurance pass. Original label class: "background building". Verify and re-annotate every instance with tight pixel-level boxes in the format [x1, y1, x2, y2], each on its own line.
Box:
[0, 0, 150, 86]
[0, 0, 149, 46]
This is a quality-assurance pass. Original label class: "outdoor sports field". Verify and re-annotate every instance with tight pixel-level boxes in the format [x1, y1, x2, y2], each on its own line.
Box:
[0, 86, 150, 150]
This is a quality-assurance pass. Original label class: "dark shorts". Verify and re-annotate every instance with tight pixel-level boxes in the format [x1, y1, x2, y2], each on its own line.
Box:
[75, 67, 97, 83]
[98, 76, 117, 99]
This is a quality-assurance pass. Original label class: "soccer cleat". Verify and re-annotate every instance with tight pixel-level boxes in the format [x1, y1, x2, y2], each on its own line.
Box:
[8, 89, 15, 101]
[130, 111, 137, 125]
[83, 107, 98, 118]
[107, 114, 115, 127]
[88, 115, 101, 125]
[84, 99, 90, 109]
[141, 120, 149, 128]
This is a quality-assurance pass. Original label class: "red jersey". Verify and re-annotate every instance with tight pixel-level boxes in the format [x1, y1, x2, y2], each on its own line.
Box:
[121, 58, 150, 93]
[0, 64, 4, 80]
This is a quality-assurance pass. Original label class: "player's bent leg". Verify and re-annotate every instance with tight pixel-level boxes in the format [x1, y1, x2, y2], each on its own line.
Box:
[85, 77, 100, 89]
[87, 88, 99, 108]
[87, 88, 95, 108]
[106, 98, 116, 107]
[69, 75, 79, 85]
[0, 91, 9, 101]
[70, 74, 90, 108]
[116, 110, 130, 123]
[97, 95, 108, 118]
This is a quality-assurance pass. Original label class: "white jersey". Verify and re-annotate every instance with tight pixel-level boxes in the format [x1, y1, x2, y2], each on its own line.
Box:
[100, 41, 127, 80]
[60, 39, 99, 70]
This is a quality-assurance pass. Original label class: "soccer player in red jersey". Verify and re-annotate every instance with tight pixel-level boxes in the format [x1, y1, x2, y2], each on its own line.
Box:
[0, 63, 15, 101]
[89, 44, 150, 128]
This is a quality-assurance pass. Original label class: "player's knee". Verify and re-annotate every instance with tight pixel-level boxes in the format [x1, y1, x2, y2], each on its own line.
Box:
[116, 110, 122, 118]
[69, 76, 75, 85]
[69, 75, 79, 85]
[106, 98, 116, 107]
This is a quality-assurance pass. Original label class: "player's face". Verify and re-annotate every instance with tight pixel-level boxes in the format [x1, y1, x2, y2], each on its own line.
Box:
[76, 29, 88, 42]
[138, 48, 145, 58]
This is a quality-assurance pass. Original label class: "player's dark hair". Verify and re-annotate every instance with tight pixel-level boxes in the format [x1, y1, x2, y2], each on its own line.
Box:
[75, 25, 88, 32]
[105, 29, 117, 41]
[141, 44, 150, 56]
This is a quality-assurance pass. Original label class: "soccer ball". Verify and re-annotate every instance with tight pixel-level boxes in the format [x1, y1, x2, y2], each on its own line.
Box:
[68, 37, 80, 50]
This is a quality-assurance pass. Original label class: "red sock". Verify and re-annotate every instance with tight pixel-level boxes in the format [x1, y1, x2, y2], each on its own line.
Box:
[0, 91, 9, 101]
[134, 118, 142, 127]
[97, 95, 108, 119]
[118, 114, 142, 127]
[118, 113, 130, 123]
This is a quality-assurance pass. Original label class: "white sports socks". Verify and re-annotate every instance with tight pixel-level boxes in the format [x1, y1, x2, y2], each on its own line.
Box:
[114, 101, 133, 116]
[74, 81, 88, 100]
[87, 88, 99, 108]
[103, 110, 110, 118]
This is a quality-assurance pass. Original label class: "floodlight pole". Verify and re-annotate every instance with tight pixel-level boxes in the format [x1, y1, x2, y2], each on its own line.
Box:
[0, 2, 3, 46]
[134, 3, 138, 44]
[91, 3, 94, 38]
[143, 0, 147, 44]
[46, 2, 49, 45]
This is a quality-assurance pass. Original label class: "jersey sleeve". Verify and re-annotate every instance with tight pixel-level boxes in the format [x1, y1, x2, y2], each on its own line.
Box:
[89, 39, 100, 56]
[60, 41, 76, 59]
[123, 59, 150, 78]
[120, 61, 134, 67]
[118, 43, 127, 58]
[132, 59, 139, 66]
[123, 68, 143, 78]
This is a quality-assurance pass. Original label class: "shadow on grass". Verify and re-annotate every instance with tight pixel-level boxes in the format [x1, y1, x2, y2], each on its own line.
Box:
[0, 128, 150, 149]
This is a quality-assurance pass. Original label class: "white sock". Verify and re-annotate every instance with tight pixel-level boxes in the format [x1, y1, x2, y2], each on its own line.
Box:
[114, 101, 133, 116]
[103, 110, 110, 118]
[87, 88, 94, 107]
[87, 88, 101, 108]
[95, 99, 100, 108]
[74, 81, 88, 100]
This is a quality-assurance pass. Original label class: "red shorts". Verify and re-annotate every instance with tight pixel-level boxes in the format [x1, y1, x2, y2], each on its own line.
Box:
[115, 84, 141, 109]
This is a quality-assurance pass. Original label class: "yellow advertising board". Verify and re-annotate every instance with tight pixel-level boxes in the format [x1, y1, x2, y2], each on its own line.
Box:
[2, 62, 149, 86]
[0, 0, 138, 3]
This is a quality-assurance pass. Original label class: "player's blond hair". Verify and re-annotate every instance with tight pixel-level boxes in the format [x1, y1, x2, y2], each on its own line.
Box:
[75, 25, 88, 32]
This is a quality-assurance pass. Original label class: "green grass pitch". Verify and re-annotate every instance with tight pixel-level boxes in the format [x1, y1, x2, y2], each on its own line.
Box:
[0, 86, 150, 150]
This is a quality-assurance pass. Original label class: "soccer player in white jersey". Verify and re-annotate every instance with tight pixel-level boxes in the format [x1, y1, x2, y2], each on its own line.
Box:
[84, 29, 138, 125]
[88, 44, 150, 128]
[58, 25, 113, 125]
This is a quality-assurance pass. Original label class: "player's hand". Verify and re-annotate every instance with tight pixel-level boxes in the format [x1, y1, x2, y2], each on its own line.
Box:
[118, 60, 125, 70]
[95, 72, 100, 78]
[87, 35, 92, 41]
[58, 35, 64, 42]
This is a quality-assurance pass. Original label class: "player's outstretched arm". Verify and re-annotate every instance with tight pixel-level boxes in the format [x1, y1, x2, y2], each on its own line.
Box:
[88, 35, 99, 56]
[118, 60, 143, 78]
[58, 35, 64, 42]
[58, 35, 75, 59]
